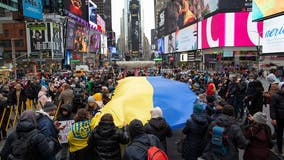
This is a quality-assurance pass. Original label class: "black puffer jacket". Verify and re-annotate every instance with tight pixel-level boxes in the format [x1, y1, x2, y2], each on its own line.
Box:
[270, 90, 284, 120]
[0, 119, 54, 160]
[202, 115, 249, 160]
[144, 117, 172, 151]
[88, 121, 129, 160]
[182, 113, 210, 160]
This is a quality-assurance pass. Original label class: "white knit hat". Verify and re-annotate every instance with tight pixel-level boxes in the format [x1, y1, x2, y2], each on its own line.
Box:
[150, 107, 163, 118]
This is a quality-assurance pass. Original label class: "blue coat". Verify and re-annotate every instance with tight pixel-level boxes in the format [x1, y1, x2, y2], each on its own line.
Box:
[182, 113, 211, 160]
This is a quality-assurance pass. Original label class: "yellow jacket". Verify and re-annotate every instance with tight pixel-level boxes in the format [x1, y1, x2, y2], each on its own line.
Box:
[68, 118, 96, 152]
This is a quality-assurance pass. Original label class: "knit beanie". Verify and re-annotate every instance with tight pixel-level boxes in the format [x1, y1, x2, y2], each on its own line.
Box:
[193, 102, 204, 114]
[88, 96, 96, 103]
[253, 112, 267, 124]
[129, 119, 145, 138]
[150, 107, 163, 118]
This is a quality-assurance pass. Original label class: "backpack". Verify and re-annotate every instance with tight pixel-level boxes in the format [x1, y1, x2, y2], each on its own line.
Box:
[210, 125, 229, 156]
[133, 135, 168, 160]
[8, 130, 38, 160]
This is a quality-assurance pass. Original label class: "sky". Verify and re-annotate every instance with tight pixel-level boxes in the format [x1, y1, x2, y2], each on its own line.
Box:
[111, 0, 155, 43]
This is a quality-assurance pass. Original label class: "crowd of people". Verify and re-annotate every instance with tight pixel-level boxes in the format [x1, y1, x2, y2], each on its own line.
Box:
[0, 66, 283, 160]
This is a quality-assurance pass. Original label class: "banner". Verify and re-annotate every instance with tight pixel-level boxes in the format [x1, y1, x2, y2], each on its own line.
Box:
[89, 30, 100, 53]
[198, 12, 263, 49]
[28, 23, 51, 52]
[252, 0, 284, 21]
[58, 120, 74, 144]
[176, 24, 197, 52]
[73, 24, 89, 53]
[263, 15, 284, 53]
[157, 38, 164, 54]
[23, 0, 43, 20]
[52, 23, 63, 58]
[66, 21, 75, 50]
[164, 33, 176, 54]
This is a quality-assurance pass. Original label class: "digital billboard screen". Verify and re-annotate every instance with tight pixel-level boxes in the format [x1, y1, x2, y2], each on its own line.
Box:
[63, 0, 88, 21]
[157, 38, 164, 54]
[23, 0, 43, 20]
[89, 0, 97, 26]
[252, 0, 284, 21]
[73, 24, 89, 53]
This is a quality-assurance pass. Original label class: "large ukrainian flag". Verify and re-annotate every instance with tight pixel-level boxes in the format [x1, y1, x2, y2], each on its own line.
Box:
[94, 76, 196, 129]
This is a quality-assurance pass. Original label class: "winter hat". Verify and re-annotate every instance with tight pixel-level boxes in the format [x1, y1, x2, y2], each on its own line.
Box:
[253, 112, 267, 125]
[88, 96, 96, 103]
[278, 82, 284, 91]
[43, 102, 57, 112]
[129, 119, 145, 138]
[150, 107, 163, 118]
[267, 73, 277, 83]
[193, 102, 204, 113]
[93, 93, 102, 101]
[60, 104, 72, 112]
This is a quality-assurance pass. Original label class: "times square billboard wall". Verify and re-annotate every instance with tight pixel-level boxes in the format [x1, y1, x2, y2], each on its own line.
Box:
[263, 15, 284, 53]
[252, 0, 284, 21]
[63, 0, 88, 21]
[198, 12, 263, 49]
[162, 0, 251, 36]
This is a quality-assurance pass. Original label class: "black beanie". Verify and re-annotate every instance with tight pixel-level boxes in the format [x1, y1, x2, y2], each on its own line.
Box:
[223, 105, 234, 116]
[129, 119, 145, 138]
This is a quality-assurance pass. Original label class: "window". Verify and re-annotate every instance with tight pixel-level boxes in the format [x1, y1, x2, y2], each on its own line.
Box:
[15, 40, 24, 47]
[4, 29, 9, 37]
[0, 40, 11, 47]
[19, 29, 24, 36]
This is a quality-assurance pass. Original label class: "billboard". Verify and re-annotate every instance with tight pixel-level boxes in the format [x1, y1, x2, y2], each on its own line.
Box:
[64, 0, 88, 21]
[66, 21, 75, 50]
[176, 24, 197, 52]
[164, 33, 176, 54]
[252, 0, 284, 21]
[73, 24, 89, 52]
[198, 12, 263, 49]
[27, 23, 51, 52]
[97, 14, 105, 32]
[157, 38, 164, 54]
[89, 30, 100, 53]
[52, 23, 64, 58]
[263, 15, 284, 53]
[23, 0, 43, 20]
[161, 0, 251, 36]
[89, 0, 97, 26]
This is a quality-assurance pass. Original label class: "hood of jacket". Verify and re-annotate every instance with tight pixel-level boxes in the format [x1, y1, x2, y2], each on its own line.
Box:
[16, 119, 36, 134]
[148, 118, 169, 131]
[191, 113, 209, 125]
[214, 114, 237, 127]
[96, 121, 116, 137]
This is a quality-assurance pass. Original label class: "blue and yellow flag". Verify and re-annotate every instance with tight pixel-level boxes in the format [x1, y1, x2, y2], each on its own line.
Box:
[94, 77, 196, 129]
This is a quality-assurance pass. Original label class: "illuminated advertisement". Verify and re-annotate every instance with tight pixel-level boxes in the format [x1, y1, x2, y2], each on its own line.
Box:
[66, 21, 75, 50]
[161, 0, 251, 35]
[252, 0, 284, 21]
[89, 0, 97, 26]
[73, 24, 89, 52]
[63, 0, 88, 21]
[198, 12, 263, 49]
[89, 30, 100, 53]
[97, 14, 106, 32]
[157, 38, 164, 54]
[164, 33, 176, 54]
[52, 23, 64, 58]
[100, 34, 108, 55]
[23, 0, 43, 20]
[176, 24, 197, 52]
[263, 15, 284, 53]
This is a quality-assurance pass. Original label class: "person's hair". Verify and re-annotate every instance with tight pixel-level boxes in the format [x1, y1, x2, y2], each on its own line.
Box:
[63, 83, 71, 89]
[75, 108, 88, 122]
[100, 113, 114, 122]
[223, 104, 234, 116]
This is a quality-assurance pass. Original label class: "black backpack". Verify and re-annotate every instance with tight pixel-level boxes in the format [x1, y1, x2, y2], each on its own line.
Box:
[8, 130, 38, 160]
